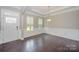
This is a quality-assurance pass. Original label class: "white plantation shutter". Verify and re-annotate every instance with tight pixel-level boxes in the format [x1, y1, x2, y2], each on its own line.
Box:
[26, 16, 34, 31]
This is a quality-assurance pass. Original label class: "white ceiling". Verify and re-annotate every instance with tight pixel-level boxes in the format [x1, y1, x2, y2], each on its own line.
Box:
[27, 6, 70, 14]
[10, 6, 71, 15]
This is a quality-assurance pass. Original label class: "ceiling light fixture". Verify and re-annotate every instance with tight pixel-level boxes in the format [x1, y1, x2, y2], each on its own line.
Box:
[47, 6, 51, 22]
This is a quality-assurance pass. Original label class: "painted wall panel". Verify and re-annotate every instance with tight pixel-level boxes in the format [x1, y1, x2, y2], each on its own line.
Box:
[45, 28, 79, 41]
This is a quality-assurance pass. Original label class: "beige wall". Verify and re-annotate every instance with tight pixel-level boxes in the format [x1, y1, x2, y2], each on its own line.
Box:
[45, 10, 79, 29]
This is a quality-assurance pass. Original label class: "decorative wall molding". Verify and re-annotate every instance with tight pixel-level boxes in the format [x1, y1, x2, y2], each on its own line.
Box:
[44, 27, 79, 41]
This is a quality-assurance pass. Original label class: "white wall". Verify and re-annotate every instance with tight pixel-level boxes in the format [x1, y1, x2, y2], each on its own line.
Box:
[0, 7, 21, 44]
[0, 7, 44, 44]
[0, 31, 3, 44]
[0, 31, 1, 44]
[0, 7, 3, 44]
[45, 28, 79, 41]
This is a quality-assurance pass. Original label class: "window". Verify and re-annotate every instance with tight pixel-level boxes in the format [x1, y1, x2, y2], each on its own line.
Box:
[6, 16, 16, 23]
[26, 16, 34, 32]
[38, 18, 43, 29]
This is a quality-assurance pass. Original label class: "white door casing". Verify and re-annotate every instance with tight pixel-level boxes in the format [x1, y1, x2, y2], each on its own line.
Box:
[1, 9, 20, 43]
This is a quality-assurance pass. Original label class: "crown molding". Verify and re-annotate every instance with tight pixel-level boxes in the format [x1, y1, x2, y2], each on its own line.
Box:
[24, 6, 79, 18]
[0, 6, 21, 12]
[1, 6, 79, 18]
[44, 7, 79, 17]
[0, 6, 43, 17]
[25, 10, 43, 17]
[25, 6, 44, 15]
[24, 7, 44, 17]
[25, 6, 72, 15]
[44, 7, 71, 15]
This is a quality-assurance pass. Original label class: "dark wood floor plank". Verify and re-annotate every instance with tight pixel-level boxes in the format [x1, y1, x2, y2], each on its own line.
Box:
[0, 33, 79, 52]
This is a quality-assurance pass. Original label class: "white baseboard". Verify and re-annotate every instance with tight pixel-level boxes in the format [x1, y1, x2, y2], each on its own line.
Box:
[13, 28, 79, 41]
[22, 28, 44, 39]
[44, 27, 79, 41]
[0, 28, 79, 44]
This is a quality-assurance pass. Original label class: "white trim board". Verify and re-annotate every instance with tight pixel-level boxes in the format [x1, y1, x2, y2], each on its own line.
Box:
[1, 6, 43, 17]
[44, 7, 79, 17]
[23, 28, 44, 38]
[44, 28, 79, 41]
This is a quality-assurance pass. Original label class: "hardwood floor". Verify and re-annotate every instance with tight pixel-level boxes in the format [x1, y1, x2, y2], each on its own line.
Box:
[0, 33, 79, 52]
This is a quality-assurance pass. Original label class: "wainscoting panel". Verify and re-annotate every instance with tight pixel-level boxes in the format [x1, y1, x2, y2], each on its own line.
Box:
[44, 28, 79, 41]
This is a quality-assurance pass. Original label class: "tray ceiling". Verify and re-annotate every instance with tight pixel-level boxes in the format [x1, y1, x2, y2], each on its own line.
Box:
[27, 6, 70, 14]
[10, 6, 71, 15]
